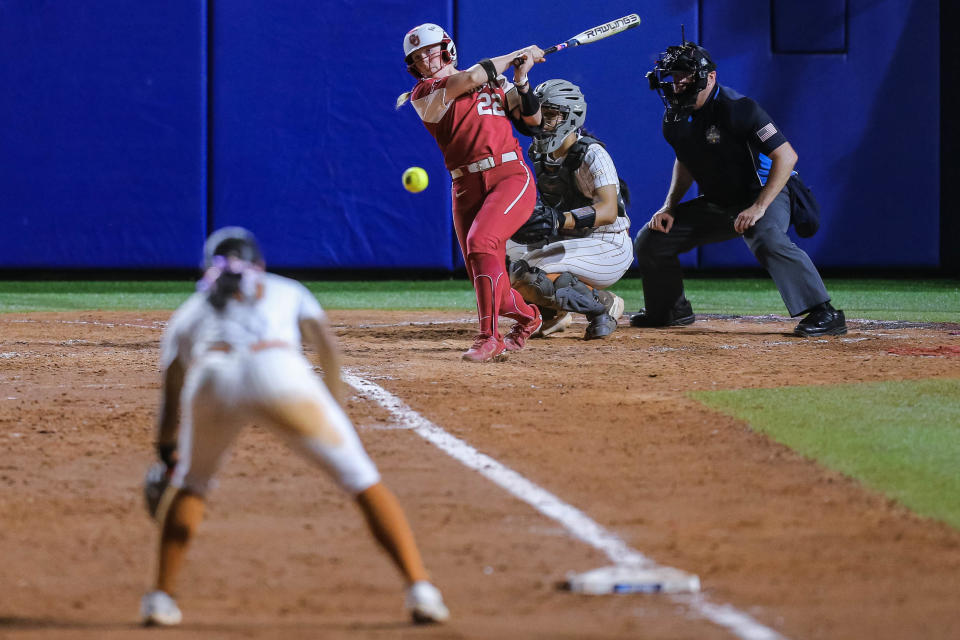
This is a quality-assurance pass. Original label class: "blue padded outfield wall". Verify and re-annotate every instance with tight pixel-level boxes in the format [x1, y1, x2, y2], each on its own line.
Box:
[0, 1, 941, 270]
[696, 0, 939, 269]
[211, 0, 455, 269]
[0, 1, 206, 268]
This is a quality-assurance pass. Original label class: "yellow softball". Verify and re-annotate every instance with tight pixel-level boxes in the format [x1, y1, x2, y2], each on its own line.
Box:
[402, 166, 429, 193]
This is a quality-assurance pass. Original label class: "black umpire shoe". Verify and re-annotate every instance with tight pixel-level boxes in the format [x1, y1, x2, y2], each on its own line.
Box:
[629, 307, 695, 328]
[794, 303, 847, 337]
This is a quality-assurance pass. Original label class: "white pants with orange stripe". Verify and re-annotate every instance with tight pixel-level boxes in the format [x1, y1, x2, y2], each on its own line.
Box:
[171, 348, 380, 496]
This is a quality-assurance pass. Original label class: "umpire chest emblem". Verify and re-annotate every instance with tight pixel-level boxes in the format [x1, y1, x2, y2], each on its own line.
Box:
[705, 125, 721, 144]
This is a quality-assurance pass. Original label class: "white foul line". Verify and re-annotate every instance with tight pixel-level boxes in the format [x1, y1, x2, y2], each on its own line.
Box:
[344, 372, 786, 640]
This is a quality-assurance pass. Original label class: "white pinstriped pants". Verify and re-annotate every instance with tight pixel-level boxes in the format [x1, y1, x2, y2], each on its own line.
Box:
[506, 229, 634, 289]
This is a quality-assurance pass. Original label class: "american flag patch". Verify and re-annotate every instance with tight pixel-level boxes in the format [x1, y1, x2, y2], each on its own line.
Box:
[756, 123, 777, 143]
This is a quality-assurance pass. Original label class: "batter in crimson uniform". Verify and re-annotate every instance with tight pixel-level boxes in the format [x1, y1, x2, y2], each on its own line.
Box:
[398, 23, 546, 362]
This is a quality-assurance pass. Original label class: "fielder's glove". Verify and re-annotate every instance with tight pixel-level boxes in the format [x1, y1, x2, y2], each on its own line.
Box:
[511, 201, 564, 245]
[143, 461, 173, 520]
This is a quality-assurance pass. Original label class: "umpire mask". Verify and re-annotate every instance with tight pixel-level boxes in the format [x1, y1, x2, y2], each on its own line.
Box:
[531, 79, 586, 155]
[647, 41, 716, 121]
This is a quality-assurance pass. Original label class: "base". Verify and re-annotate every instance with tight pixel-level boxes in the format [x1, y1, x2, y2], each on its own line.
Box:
[561, 565, 701, 595]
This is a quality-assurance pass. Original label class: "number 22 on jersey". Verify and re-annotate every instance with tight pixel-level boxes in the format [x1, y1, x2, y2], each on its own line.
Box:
[476, 92, 506, 117]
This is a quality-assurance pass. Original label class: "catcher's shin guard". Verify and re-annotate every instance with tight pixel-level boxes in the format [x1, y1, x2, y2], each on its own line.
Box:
[509, 260, 559, 310]
[553, 273, 606, 316]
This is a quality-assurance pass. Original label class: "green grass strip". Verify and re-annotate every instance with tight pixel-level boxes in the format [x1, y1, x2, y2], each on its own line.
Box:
[303, 280, 476, 310]
[0, 281, 194, 312]
[672, 279, 960, 322]
[691, 379, 960, 529]
[0, 278, 958, 321]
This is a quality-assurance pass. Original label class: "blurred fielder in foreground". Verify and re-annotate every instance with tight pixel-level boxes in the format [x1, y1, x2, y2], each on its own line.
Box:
[140, 227, 449, 626]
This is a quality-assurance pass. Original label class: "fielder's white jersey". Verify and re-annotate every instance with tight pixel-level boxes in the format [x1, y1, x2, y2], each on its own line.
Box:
[161, 272, 325, 370]
[573, 141, 630, 238]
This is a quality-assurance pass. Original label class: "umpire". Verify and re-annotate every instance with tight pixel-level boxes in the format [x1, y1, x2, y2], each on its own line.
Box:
[631, 39, 846, 337]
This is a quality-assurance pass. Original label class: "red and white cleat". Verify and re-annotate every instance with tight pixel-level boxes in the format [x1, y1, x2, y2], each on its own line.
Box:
[503, 306, 542, 352]
[462, 334, 508, 362]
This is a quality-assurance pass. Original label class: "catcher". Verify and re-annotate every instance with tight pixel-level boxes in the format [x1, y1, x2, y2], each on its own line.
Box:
[140, 227, 449, 627]
[506, 79, 632, 340]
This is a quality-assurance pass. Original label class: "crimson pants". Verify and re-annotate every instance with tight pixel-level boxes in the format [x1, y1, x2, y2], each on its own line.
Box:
[452, 161, 538, 339]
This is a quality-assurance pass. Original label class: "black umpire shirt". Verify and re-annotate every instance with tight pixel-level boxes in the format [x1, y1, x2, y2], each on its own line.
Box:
[663, 84, 788, 207]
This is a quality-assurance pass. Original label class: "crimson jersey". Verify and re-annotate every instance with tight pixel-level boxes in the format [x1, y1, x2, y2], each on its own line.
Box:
[410, 75, 522, 170]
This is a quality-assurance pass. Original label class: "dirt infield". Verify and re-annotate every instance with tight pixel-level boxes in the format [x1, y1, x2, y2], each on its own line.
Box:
[2, 310, 959, 639]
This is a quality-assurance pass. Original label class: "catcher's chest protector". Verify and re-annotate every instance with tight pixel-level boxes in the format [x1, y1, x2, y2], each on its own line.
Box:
[529, 135, 627, 217]
[529, 140, 593, 212]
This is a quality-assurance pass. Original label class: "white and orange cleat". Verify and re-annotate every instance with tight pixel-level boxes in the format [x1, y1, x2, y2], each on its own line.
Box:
[140, 590, 182, 627]
[405, 581, 450, 624]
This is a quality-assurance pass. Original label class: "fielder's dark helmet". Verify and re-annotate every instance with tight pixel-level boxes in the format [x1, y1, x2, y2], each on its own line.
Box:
[646, 38, 716, 121]
[203, 226, 263, 269]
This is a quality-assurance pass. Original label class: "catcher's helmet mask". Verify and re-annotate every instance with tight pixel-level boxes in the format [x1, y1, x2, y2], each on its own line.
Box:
[531, 79, 587, 155]
[647, 40, 716, 121]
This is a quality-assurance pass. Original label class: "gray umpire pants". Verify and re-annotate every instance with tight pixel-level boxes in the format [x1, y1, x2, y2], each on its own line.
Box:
[633, 188, 830, 318]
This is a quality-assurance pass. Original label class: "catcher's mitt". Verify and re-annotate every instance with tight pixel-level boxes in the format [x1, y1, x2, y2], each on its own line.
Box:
[143, 461, 173, 519]
[511, 202, 563, 245]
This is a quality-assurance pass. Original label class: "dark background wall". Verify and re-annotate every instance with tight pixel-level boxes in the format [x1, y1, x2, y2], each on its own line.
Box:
[0, 1, 949, 273]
